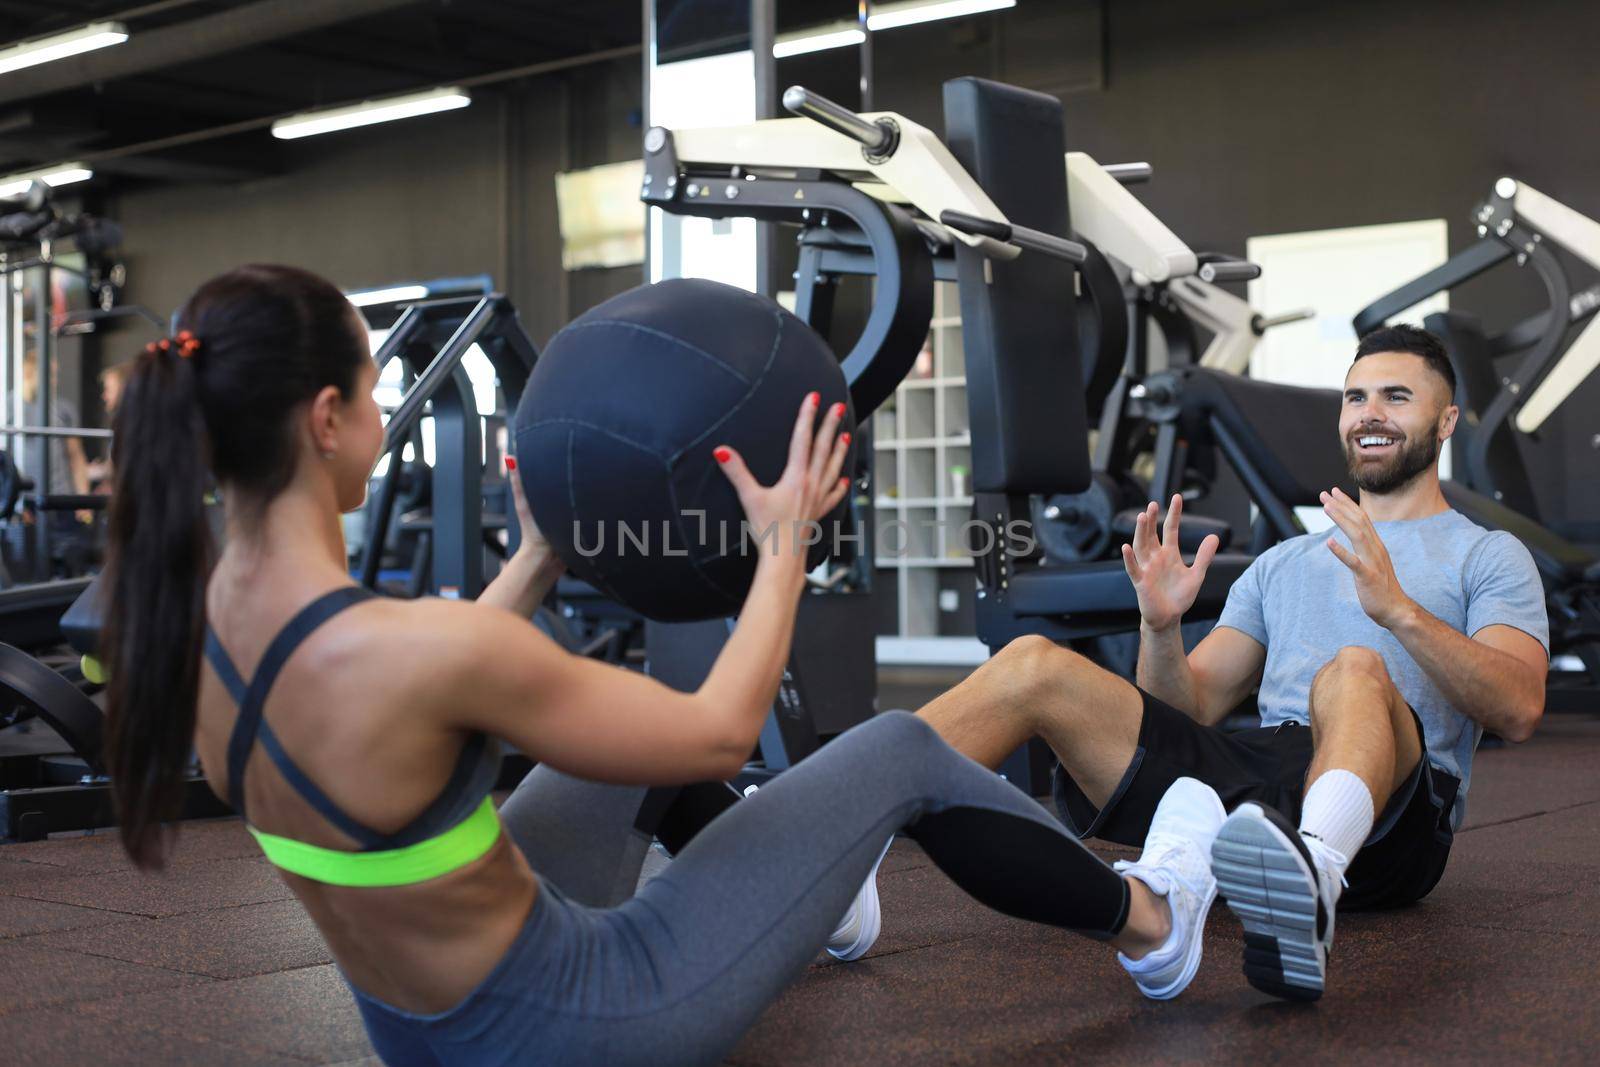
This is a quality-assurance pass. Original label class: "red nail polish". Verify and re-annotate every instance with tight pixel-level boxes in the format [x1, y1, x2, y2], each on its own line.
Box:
[808, 392, 821, 406]
[714, 447, 731, 463]
[831, 402, 846, 418]
[840, 432, 851, 446]
[505, 456, 517, 472]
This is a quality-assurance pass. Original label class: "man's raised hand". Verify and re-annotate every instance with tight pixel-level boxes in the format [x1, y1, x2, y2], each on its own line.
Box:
[1121, 494, 1221, 632]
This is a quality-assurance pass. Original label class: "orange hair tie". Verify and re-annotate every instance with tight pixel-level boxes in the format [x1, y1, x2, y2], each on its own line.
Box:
[143, 331, 201, 360]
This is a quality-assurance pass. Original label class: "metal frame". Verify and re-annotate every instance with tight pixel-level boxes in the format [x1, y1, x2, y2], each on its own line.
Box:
[642, 123, 935, 420]
[0, 188, 130, 582]
[647, 111, 1015, 259]
[1353, 178, 1600, 505]
[1065, 151, 1195, 283]
[360, 294, 538, 599]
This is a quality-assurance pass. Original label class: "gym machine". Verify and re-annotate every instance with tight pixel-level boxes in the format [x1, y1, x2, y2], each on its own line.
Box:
[358, 293, 537, 601]
[640, 81, 1100, 782]
[1355, 177, 1600, 529]
[0, 538, 230, 844]
[356, 295, 647, 662]
[1354, 178, 1600, 704]
[0, 180, 128, 584]
[1032, 154, 1313, 565]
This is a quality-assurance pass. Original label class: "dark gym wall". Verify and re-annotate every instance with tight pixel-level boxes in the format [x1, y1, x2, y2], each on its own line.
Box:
[110, 54, 645, 354]
[106, 0, 1595, 524]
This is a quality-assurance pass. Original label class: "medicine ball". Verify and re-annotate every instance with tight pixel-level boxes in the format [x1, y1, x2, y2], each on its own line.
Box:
[514, 278, 857, 621]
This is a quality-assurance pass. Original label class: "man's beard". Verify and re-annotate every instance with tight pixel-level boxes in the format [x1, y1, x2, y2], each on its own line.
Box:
[1343, 431, 1438, 494]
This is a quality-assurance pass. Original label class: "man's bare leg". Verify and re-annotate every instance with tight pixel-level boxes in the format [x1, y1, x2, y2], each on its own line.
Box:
[1306, 645, 1423, 807]
[1212, 645, 1426, 1002]
[915, 636, 1232, 1000]
[915, 634, 1145, 811]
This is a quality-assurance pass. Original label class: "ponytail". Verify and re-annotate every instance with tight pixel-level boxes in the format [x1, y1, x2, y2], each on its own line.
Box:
[103, 339, 213, 869]
[100, 265, 367, 869]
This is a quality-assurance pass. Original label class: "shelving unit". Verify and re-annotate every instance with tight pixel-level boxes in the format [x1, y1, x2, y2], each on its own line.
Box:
[872, 282, 987, 665]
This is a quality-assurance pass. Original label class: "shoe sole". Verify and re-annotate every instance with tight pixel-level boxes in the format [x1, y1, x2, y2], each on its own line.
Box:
[1211, 807, 1326, 1002]
[827, 836, 894, 962]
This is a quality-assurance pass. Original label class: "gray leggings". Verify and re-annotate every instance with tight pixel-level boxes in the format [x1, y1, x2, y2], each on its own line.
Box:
[348, 711, 1130, 1066]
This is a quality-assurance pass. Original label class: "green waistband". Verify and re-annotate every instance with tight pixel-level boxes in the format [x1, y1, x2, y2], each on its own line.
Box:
[250, 796, 502, 888]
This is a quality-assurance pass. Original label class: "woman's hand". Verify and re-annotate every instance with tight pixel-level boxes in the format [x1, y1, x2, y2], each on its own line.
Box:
[506, 457, 563, 574]
[714, 392, 852, 561]
[477, 457, 565, 617]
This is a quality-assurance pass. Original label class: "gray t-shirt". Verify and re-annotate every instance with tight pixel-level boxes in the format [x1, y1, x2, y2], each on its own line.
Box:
[19, 397, 80, 498]
[1216, 508, 1548, 829]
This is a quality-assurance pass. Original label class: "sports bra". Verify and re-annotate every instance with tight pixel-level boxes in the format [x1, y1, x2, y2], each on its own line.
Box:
[205, 586, 503, 887]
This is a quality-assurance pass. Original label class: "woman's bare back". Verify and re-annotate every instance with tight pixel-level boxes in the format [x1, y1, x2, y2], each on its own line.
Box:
[195, 582, 538, 1013]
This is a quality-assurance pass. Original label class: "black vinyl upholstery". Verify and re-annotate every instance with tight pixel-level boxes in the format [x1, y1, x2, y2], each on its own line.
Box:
[1179, 368, 1355, 507]
[943, 77, 1091, 496]
[1008, 554, 1252, 619]
[1425, 309, 1544, 519]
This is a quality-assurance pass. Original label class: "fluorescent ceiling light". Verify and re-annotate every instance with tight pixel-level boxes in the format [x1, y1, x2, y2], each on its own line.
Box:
[0, 21, 128, 75]
[868, 0, 1016, 32]
[774, 26, 865, 58]
[0, 163, 93, 199]
[346, 284, 429, 307]
[272, 88, 471, 141]
[774, 1, 1015, 58]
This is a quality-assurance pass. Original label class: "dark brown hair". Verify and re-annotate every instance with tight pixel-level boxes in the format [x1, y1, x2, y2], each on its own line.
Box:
[1353, 323, 1457, 401]
[102, 264, 368, 868]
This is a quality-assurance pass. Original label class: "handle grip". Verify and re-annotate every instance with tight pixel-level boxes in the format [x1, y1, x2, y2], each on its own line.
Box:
[1254, 308, 1315, 331]
[1198, 259, 1261, 283]
[1103, 162, 1153, 185]
[939, 210, 1087, 264]
[782, 85, 897, 155]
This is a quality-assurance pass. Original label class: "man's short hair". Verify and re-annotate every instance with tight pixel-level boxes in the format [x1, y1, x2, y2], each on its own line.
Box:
[1352, 324, 1457, 402]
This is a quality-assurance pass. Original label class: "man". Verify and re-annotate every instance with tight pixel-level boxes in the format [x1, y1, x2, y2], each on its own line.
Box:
[913, 324, 1549, 1001]
[18, 346, 92, 501]
[17, 346, 95, 570]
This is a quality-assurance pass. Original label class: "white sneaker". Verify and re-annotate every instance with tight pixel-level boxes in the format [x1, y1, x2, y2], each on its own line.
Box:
[1114, 777, 1226, 1000]
[826, 836, 895, 961]
[1211, 801, 1342, 1002]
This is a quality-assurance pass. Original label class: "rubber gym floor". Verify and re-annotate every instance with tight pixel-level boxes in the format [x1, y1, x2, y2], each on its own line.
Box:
[2, 672, 1597, 1064]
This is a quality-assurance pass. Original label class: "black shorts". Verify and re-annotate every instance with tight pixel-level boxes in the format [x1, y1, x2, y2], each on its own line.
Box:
[1052, 689, 1461, 911]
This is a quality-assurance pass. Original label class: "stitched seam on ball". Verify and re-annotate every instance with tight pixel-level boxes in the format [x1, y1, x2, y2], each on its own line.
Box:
[670, 307, 785, 466]
[669, 306, 787, 598]
[558, 320, 750, 384]
[521, 416, 668, 457]
[664, 464, 745, 602]
[557, 424, 645, 606]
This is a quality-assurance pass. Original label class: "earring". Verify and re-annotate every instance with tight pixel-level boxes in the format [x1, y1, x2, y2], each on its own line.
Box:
[322, 450, 336, 460]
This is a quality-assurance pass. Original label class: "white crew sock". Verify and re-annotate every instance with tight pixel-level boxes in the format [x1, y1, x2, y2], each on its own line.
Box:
[1299, 769, 1375, 874]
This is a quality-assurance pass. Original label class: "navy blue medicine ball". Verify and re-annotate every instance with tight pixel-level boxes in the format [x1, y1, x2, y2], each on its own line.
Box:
[514, 278, 857, 621]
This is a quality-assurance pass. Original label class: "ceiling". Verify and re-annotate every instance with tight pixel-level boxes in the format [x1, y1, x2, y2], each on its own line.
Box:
[0, 0, 896, 187]
[0, 0, 645, 184]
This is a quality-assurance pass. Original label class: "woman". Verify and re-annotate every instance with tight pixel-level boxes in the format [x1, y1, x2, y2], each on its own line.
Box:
[104, 265, 1223, 1067]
